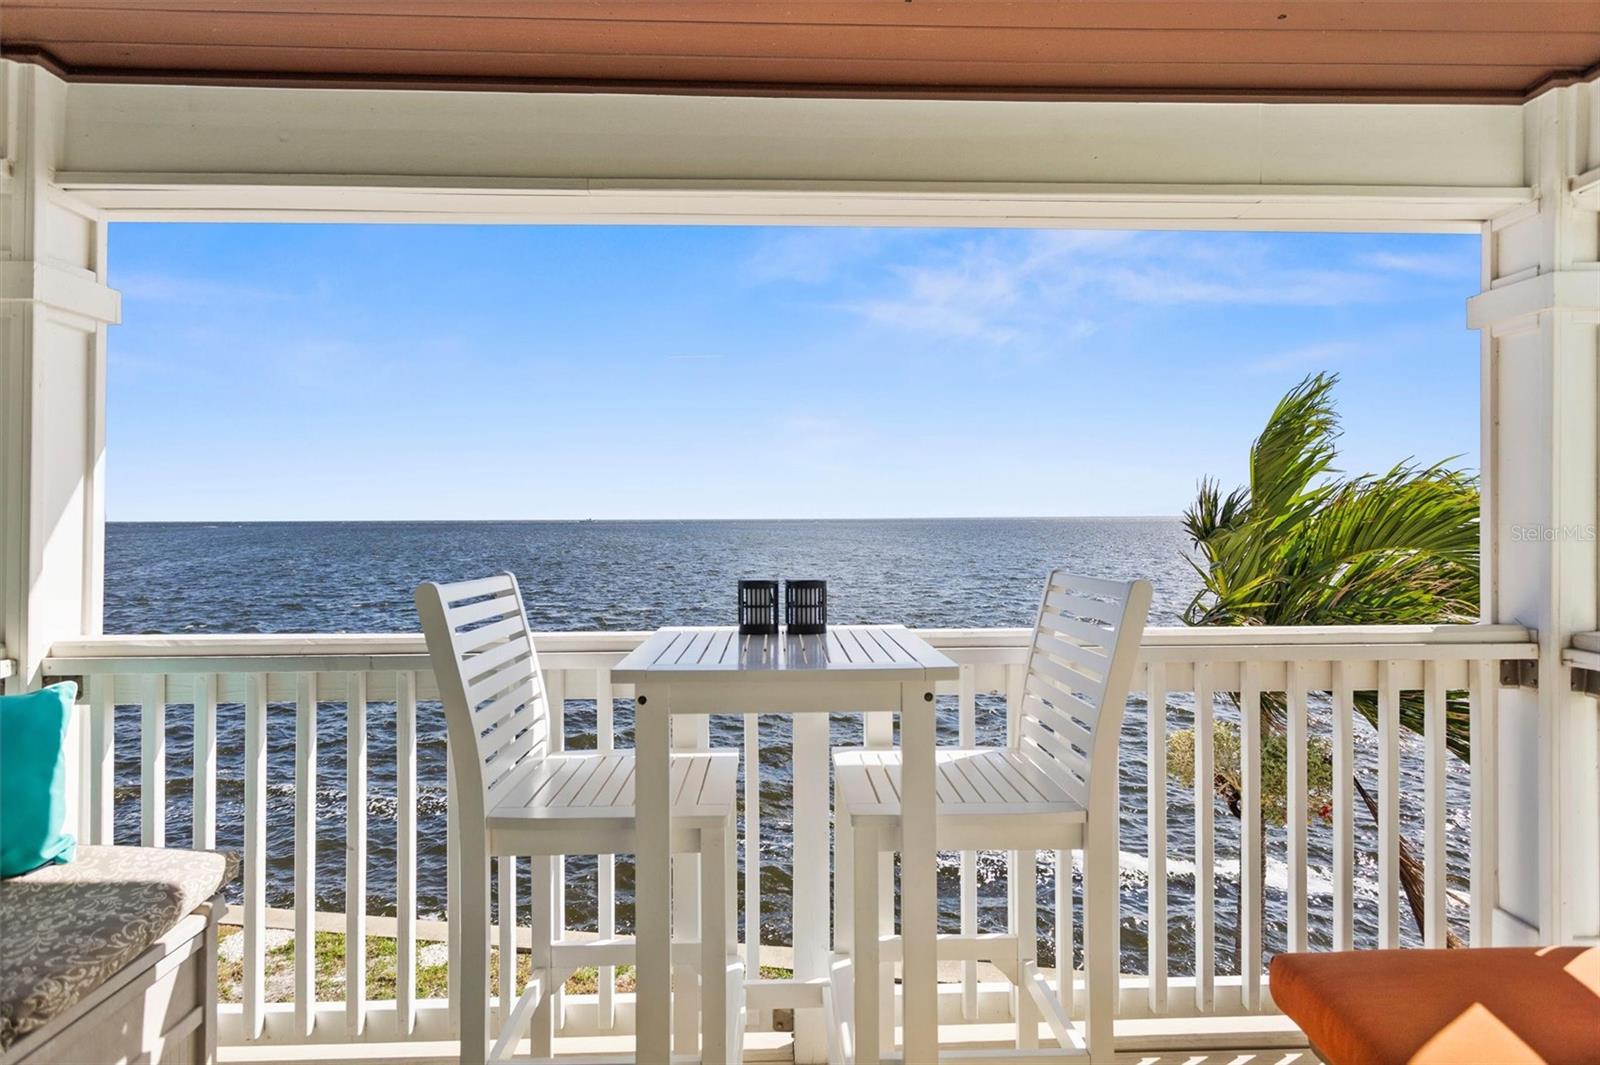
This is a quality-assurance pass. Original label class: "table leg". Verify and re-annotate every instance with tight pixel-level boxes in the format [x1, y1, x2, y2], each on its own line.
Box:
[634, 686, 673, 1062]
[792, 711, 830, 1064]
[899, 681, 939, 1064]
[701, 819, 729, 1064]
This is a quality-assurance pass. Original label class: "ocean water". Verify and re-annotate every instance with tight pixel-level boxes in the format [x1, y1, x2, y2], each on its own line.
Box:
[104, 518, 1469, 972]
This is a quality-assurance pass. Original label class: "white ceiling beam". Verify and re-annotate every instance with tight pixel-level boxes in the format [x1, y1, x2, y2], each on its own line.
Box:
[48, 74, 1533, 228]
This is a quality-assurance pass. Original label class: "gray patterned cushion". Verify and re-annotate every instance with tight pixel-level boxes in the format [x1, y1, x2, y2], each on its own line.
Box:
[0, 845, 237, 1050]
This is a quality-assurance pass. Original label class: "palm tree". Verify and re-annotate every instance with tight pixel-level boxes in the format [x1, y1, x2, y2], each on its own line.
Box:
[1175, 371, 1478, 954]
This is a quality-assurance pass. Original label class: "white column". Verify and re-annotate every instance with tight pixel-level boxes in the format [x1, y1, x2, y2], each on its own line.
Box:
[0, 59, 120, 692]
[1467, 79, 1600, 946]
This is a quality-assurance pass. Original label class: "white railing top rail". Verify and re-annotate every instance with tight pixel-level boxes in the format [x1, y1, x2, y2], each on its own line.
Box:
[44, 623, 1538, 676]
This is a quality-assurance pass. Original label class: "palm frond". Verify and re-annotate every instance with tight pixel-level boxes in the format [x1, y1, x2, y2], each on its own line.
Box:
[1248, 372, 1342, 521]
[1183, 476, 1251, 552]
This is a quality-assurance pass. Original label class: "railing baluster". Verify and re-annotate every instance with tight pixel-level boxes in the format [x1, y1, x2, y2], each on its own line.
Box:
[548, 668, 565, 747]
[1055, 849, 1074, 1016]
[531, 853, 555, 1056]
[1240, 663, 1263, 1010]
[1377, 660, 1400, 949]
[194, 673, 217, 850]
[499, 856, 516, 1031]
[1332, 662, 1354, 951]
[1005, 662, 1024, 748]
[396, 670, 418, 1036]
[346, 672, 368, 1036]
[1469, 659, 1498, 946]
[142, 674, 166, 847]
[1193, 661, 1214, 1012]
[744, 711, 761, 980]
[88, 675, 114, 844]
[1286, 662, 1309, 954]
[1005, 660, 1026, 1025]
[957, 662, 975, 743]
[447, 753, 460, 1032]
[1013, 849, 1037, 1049]
[596, 667, 616, 1031]
[1145, 662, 1167, 1013]
[244, 673, 267, 1040]
[958, 663, 977, 1020]
[1423, 660, 1447, 948]
[295, 671, 318, 1038]
[545, 669, 566, 1034]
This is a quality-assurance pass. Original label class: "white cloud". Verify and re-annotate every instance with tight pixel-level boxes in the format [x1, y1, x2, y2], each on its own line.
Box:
[779, 412, 870, 455]
[1359, 250, 1476, 280]
[843, 241, 1031, 342]
[1101, 264, 1384, 306]
[1245, 319, 1467, 375]
[1248, 339, 1371, 374]
[749, 229, 1466, 356]
[812, 230, 1401, 347]
[107, 348, 175, 375]
[745, 228, 900, 284]
[114, 271, 288, 304]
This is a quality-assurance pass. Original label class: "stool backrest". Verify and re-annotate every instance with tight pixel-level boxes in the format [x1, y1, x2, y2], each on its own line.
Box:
[1017, 570, 1153, 812]
[416, 573, 551, 821]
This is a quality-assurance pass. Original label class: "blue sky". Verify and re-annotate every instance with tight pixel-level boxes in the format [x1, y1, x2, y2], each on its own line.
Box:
[107, 224, 1480, 521]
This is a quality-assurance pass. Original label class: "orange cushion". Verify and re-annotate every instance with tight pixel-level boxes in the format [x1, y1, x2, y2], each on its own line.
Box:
[1270, 947, 1600, 1065]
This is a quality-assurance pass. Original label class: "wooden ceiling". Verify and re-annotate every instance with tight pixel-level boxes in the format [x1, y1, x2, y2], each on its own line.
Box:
[4, 1, 1599, 103]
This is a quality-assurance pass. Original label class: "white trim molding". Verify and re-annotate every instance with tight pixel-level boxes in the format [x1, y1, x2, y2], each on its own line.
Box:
[42, 72, 1534, 229]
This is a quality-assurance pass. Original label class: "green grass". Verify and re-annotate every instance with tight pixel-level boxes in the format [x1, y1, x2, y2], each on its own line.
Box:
[215, 927, 789, 1002]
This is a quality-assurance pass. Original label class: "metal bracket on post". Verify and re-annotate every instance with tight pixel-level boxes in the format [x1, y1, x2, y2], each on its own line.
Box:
[1501, 659, 1539, 690]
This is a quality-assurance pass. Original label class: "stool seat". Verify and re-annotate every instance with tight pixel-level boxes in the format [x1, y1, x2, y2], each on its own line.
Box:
[833, 748, 1086, 851]
[834, 747, 1084, 818]
[1270, 946, 1600, 1065]
[489, 750, 739, 827]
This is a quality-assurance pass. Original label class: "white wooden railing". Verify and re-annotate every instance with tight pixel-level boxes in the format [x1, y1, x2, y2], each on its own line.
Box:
[43, 624, 1535, 1050]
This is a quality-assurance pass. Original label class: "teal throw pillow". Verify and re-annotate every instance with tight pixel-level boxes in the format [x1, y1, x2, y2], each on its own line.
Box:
[0, 681, 78, 877]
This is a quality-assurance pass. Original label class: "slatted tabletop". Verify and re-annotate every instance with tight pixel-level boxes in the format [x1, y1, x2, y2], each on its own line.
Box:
[614, 624, 956, 681]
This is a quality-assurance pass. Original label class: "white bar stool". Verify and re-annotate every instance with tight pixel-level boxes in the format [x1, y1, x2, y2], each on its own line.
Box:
[418, 573, 743, 1064]
[829, 570, 1152, 1064]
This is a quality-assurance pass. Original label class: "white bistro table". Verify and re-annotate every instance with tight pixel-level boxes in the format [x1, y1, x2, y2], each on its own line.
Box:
[616, 625, 958, 1064]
